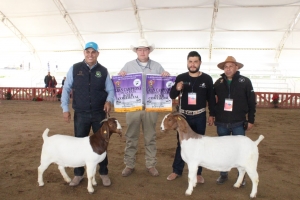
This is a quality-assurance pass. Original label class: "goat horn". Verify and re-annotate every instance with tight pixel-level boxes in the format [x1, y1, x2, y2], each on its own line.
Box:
[171, 111, 186, 118]
[100, 119, 108, 124]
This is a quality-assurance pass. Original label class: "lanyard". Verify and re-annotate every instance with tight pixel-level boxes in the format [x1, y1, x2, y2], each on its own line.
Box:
[188, 76, 198, 93]
[136, 59, 151, 71]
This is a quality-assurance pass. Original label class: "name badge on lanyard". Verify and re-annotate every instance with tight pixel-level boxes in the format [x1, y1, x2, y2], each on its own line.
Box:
[188, 93, 196, 105]
[224, 98, 233, 111]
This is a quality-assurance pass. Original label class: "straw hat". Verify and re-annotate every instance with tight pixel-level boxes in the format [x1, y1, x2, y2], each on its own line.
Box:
[217, 56, 244, 70]
[131, 38, 155, 53]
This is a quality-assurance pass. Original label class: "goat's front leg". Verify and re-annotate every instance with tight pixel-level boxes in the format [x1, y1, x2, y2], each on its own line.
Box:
[92, 166, 97, 186]
[185, 164, 198, 196]
[58, 165, 71, 183]
[86, 163, 96, 194]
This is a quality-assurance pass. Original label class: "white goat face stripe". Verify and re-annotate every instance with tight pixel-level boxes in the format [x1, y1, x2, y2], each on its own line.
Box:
[160, 113, 170, 130]
[115, 120, 122, 130]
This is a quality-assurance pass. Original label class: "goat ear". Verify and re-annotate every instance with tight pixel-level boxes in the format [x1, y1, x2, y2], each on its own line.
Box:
[176, 116, 187, 133]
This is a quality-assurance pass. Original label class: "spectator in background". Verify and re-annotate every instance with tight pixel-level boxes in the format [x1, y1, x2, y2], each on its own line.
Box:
[44, 72, 52, 88]
[50, 76, 57, 88]
[213, 56, 256, 186]
[62, 77, 66, 88]
[49, 76, 57, 95]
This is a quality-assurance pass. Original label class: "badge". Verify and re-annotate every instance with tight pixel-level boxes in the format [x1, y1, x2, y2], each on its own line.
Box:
[188, 93, 196, 105]
[95, 71, 102, 78]
[224, 98, 233, 111]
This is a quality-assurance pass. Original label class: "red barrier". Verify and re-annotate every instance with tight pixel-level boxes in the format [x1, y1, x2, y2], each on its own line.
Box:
[0, 87, 64, 102]
[1, 87, 299, 108]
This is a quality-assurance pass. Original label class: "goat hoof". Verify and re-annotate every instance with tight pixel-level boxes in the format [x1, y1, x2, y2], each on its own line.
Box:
[250, 193, 257, 198]
[38, 182, 44, 186]
[233, 184, 240, 188]
[66, 178, 71, 183]
[88, 189, 94, 194]
[92, 182, 97, 186]
[185, 190, 192, 196]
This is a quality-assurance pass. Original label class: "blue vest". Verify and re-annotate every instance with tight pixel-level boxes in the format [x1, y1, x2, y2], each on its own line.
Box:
[72, 61, 108, 112]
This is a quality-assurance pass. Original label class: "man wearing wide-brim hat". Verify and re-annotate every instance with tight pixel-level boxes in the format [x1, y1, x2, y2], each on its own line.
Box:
[213, 56, 256, 185]
[118, 38, 169, 177]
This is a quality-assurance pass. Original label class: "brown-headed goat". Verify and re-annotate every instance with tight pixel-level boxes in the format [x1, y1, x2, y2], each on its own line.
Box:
[38, 117, 122, 194]
[160, 112, 264, 198]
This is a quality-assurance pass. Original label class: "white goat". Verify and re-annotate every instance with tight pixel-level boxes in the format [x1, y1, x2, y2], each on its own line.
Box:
[38, 118, 122, 194]
[160, 112, 264, 198]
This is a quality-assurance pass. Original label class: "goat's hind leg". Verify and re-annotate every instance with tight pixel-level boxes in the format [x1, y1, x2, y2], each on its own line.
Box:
[246, 167, 259, 198]
[37, 160, 51, 186]
[185, 165, 198, 196]
[234, 167, 246, 188]
[58, 165, 71, 183]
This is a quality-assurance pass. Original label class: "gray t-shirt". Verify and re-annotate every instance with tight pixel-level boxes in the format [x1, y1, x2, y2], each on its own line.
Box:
[120, 59, 165, 104]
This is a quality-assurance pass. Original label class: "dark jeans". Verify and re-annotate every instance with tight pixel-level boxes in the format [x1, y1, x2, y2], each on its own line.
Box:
[216, 122, 245, 176]
[172, 112, 206, 176]
[73, 110, 108, 176]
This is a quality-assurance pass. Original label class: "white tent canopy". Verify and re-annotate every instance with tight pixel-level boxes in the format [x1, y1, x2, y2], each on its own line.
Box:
[1, 0, 300, 91]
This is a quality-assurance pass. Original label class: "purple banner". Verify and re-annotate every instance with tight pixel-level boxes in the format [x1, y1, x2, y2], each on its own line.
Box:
[112, 73, 143, 112]
[146, 74, 176, 112]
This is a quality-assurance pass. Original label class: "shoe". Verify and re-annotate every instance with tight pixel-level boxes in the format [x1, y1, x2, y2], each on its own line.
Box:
[197, 175, 205, 183]
[147, 167, 159, 177]
[216, 175, 228, 184]
[122, 167, 134, 177]
[100, 175, 111, 187]
[167, 173, 180, 181]
[69, 176, 83, 186]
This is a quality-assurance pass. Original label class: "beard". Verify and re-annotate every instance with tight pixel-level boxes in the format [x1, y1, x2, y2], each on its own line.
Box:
[188, 66, 200, 73]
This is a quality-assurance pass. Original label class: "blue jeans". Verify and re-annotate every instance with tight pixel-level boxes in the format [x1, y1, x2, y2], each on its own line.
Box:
[73, 110, 108, 176]
[172, 112, 206, 176]
[216, 123, 245, 176]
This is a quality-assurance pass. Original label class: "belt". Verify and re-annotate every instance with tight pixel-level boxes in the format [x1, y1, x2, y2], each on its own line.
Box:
[179, 108, 206, 116]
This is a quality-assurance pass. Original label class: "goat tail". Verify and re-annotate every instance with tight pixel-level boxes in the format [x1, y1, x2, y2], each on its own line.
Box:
[255, 135, 264, 146]
[42, 128, 50, 141]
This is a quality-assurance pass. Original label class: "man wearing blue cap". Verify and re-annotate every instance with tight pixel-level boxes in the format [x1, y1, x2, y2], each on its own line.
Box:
[61, 42, 114, 187]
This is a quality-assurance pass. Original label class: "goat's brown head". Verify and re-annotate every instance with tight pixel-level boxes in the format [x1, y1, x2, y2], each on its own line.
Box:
[160, 112, 186, 132]
[90, 117, 122, 155]
[100, 118, 122, 139]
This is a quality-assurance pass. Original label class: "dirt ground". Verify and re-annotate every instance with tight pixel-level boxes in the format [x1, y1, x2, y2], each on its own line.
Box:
[0, 100, 299, 200]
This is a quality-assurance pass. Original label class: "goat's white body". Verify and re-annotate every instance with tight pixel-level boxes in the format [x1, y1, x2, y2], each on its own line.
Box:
[181, 135, 258, 172]
[38, 128, 106, 194]
[181, 135, 263, 198]
[40, 134, 106, 167]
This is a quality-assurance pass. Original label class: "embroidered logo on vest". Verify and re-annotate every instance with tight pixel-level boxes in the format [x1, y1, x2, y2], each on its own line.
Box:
[95, 71, 102, 78]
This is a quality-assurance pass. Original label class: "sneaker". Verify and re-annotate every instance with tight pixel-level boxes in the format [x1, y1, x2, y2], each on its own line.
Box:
[216, 175, 228, 184]
[147, 167, 159, 177]
[197, 175, 205, 183]
[100, 175, 111, 187]
[167, 173, 180, 181]
[69, 176, 83, 186]
[122, 167, 134, 177]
